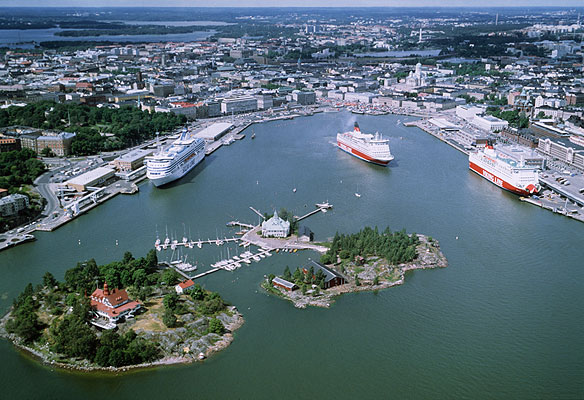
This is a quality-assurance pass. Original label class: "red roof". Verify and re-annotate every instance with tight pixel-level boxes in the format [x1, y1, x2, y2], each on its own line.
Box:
[178, 279, 195, 289]
[170, 101, 197, 108]
[92, 299, 141, 318]
[91, 286, 130, 307]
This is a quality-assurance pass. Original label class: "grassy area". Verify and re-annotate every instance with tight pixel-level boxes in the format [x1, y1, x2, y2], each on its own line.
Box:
[132, 298, 166, 333]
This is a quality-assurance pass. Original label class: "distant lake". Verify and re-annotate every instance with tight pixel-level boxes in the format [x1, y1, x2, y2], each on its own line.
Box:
[354, 49, 442, 58]
[0, 28, 214, 49]
[103, 20, 234, 26]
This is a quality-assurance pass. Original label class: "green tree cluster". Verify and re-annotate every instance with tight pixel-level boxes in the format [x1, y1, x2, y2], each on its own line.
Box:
[0, 149, 45, 191]
[486, 107, 529, 129]
[185, 284, 228, 316]
[64, 250, 158, 295]
[94, 330, 160, 368]
[5, 283, 42, 343]
[324, 226, 419, 265]
[207, 318, 225, 335]
[0, 102, 186, 156]
[49, 296, 97, 360]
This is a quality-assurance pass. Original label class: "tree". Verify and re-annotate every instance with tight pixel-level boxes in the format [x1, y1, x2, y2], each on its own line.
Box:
[293, 268, 303, 283]
[268, 274, 275, 284]
[208, 318, 225, 335]
[355, 275, 361, 286]
[320, 253, 332, 264]
[190, 284, 205, 301]
[161, 268, 180, 286]
[312, 286, 320, 297]
[162, 308, 177, 328]
[301, 284, 307, 295]
[42, 271, 57, 288]
[373, 276, 379, 285]
[40, 147, 55, 157]
[163, 292, 179, 313]
[283, 266, 292, 281]
[145, 249, 158, 270]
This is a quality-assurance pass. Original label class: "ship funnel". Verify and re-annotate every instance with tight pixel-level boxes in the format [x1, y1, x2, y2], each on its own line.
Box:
[354, 122, 360, 132]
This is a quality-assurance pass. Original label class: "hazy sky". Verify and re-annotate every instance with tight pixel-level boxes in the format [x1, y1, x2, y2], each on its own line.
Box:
[0, 0, 583, 7]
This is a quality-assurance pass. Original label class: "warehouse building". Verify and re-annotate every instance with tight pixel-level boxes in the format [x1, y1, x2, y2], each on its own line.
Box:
[65, 167, 116, 192]
[194, 123, 234, 142]
[113, 149, 153, 172]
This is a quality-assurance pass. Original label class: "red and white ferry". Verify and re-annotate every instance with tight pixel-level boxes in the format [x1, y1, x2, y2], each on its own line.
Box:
[337, 122, 394, 166]
[469, 145, 540, 196]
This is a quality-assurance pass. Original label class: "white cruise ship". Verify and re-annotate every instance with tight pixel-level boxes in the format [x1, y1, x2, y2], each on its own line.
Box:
[146, 129, 206, 187]
[469, 145, 540, 196]
[337, 122, 393, 166]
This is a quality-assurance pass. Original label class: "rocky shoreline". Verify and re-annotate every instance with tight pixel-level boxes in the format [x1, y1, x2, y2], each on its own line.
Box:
[0, 306, 244, 374]
[265, 235, 448, 309]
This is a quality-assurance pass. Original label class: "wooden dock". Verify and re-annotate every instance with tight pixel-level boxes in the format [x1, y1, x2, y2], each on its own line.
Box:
[295, 203, 333, 222]
[155, 237, 240, 251]
[193, 268, 221, 279]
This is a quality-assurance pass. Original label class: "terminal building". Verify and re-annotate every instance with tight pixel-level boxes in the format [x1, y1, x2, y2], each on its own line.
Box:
[113, 149, 153, 172]
[194, 122, 234, 142]
[538, 138, 584, 171]
[65, 167, 116, 192]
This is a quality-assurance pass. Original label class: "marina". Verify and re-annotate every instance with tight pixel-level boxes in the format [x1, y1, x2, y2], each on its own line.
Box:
[1, 111, 583, 399]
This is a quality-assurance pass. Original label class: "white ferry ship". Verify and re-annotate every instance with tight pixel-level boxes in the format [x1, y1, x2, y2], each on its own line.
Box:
[469, 145, 540, 196]
[146, 129, 206, 187]
[337, 122, 393, 166]
[569, 135, 584, 148]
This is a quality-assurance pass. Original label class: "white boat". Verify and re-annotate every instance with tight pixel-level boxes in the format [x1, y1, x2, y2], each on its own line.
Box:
[337, 122, 394, 166]
[355, 193, 361, 198]
[146, 128, 206, 187]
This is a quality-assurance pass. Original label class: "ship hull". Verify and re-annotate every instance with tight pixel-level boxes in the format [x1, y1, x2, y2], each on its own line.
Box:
[469, 161, 531, 196]
[148, 150, 205, 187]
[337, 141, 392, 166]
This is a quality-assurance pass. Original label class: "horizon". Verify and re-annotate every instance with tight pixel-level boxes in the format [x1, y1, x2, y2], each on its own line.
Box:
[1, 1, 583, 8]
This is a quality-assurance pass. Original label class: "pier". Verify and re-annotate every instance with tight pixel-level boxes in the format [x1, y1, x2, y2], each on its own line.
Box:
[192, 268, 221, 279]
[226, 221, 255, 229]
[295, 203, 333, 222]
[155, 236, 240, 251]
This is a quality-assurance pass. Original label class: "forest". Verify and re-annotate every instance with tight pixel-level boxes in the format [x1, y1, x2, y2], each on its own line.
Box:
[319, 226, 420, 265]
[0, 149, 45, 191]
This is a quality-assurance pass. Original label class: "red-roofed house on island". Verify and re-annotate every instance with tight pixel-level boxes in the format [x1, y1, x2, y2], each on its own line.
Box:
[90, 282, 142, 324]
[175, 279, 195, 294]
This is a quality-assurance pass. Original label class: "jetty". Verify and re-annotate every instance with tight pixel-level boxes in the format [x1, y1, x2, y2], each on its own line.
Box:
[295, 202, 333, 222]
[155, 236, 240, 251]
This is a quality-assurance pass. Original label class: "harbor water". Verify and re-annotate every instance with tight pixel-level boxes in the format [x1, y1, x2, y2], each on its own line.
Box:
[0, 112, 582, 399]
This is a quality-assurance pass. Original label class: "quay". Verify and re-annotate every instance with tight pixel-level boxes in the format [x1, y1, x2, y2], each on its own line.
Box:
[404, 119, 469, 156]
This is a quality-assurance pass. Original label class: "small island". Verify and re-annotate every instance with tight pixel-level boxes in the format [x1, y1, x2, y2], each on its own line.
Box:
[262, 226, 447, 308]
[0, 250, 243, 372]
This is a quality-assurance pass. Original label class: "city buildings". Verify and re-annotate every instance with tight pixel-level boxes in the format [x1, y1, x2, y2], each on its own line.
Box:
[0, 194, 29, 217]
